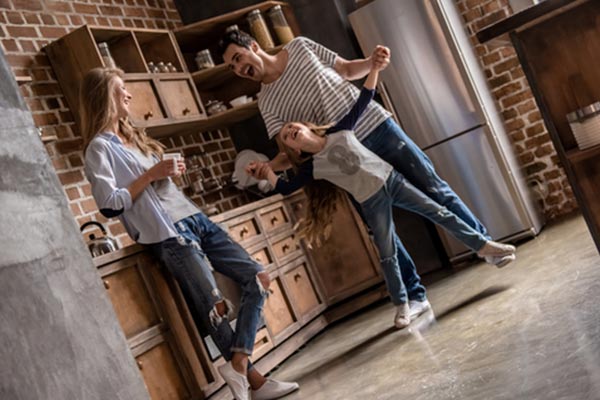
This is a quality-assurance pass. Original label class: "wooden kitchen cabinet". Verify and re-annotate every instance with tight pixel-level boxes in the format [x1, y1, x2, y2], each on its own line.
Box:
[287, 192, 383, 304]
[45, 26, 207, 139]
[95, 248, 212, 400]
[173, 1, 301, 130]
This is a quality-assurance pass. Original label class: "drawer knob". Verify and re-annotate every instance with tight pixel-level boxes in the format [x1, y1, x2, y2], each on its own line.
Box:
[255, 255, 262, 263]
[144, 111, 153, 120]
[137, 360, 143, 370]
[282, 244, 290, 253]
[103, 280, 110, 290]
[182, 107, 191, 115]
[293, 273, 301, 282]
[240, 226, 249, 237]
[268, 288, 274, 295]
[270, 216, 278, 225]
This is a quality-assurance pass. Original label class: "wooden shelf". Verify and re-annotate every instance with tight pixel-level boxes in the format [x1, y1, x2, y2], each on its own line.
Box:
[146, 100, 259, 138]
[174, 1, 289, 49]
[191, 45, 284, 90]
[16, 76, 32, 85]
[566, 145, 600, 164]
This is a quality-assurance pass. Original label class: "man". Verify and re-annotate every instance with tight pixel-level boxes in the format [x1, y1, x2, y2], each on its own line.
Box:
[219, 31, 510, 321]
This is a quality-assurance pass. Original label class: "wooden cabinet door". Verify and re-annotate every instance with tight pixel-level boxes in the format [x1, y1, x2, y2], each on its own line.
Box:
[286, 193, 382, 304]
[281, 258, 323, 322]
[133, 335, 192, 400]
[158, 78, 202, 118]
[126, 79, 165, 124]
[262, 276, 296, 341]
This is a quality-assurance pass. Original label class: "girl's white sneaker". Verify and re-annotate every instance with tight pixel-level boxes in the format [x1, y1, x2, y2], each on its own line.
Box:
[394, 303, 411, 329]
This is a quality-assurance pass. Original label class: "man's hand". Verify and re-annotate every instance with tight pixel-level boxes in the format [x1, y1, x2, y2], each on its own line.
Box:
[370, 45, 390, 72]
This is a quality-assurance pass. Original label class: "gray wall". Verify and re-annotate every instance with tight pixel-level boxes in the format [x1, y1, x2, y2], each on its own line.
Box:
[0, 48, 149, 400]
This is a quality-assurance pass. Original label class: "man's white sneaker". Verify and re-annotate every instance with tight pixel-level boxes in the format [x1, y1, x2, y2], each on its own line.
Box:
[218, 362, 249, 400]
[409, 299, 431, 320]
[484, 253, 516, 268]
[477, 241, 516, 258]
[394, 303, 410, 329]
[251, 378, 299, 400]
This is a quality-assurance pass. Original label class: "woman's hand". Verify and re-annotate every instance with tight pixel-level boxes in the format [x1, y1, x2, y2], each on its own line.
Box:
[246, 161, 272, 180]
[147, 159, 184, 182]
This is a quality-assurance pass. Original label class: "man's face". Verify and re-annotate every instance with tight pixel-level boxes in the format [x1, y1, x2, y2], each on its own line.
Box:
[223, 42, 264, 82]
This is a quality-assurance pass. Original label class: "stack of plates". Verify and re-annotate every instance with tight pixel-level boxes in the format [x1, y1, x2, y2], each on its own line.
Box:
[567, 102, 600, 150]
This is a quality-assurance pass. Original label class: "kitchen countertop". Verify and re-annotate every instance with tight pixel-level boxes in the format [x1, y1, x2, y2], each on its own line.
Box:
[476, 0, 589, 44]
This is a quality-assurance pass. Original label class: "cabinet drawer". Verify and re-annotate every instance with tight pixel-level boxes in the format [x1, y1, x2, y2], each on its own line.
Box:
[282, 261, 322, 319]
[227, 216, 262, 244]
[263, 277, 296, 338]
[250, 327, 273, 362]
[248, 244, 275, 271]
[271, 233, 302, 265]
[258, 204, 289, 234]
[126, 80, 165, 123]
[158, 78, 202, 118]
[134, 336, 192, 400]
[100, 260, 161, 339]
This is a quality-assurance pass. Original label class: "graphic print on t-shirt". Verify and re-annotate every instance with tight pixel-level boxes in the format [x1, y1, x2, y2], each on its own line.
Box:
[328, 145, 360, 175]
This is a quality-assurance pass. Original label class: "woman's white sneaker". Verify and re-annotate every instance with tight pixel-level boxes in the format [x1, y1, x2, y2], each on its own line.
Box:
[218, 362, 249, 400]
[251, 378, 299, 400]
[484, 253, 516, 268]
[409, 299, 431, 319]
[477, 241, 516, 258]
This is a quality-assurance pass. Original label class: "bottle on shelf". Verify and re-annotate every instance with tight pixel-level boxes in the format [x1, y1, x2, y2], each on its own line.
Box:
[157, 61, 169, 73]
[268, 5, 294, 44]
[225, 24, 240, 34]
[97, 42, 116, 68]
[247, 9, 275, 50]
[195, 49, 215, 71]
[166, 62, 177, 72]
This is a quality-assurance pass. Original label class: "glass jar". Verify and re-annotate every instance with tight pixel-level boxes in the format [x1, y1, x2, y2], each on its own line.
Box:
[247, 9, 274, 50]
[97, 42, 116, 68]
[195, 49, 215, 71]
[268, 5, 294, 44]
[225, 24, 240, 34]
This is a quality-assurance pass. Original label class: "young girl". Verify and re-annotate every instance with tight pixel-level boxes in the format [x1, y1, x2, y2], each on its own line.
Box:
[247, 58, 516, 329]
[81, 67, 298, 400]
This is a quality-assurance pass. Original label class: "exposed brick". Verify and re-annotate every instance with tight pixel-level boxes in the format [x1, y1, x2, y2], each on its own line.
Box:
[70, 202, 82, 217]
[6, 11, 25, 24]
[68, 154, 84, 167]
[56, 138, 83, 153]
[38, 26, 67, 39]
[2, 39, 19, 52]
[6, 25, 39, 38]
[492, 57, 520, 75]
[19, 39, 37, 52]
[516, 100, 536, 114]
[68, 14, 84, 26]
[99, 5, 124, 15]
[55, 14, 69, 26]
[525, 122, 545, 138]
[65, 187, 81, 200]
[32, 111, 59, 126]
[47, 1, 73, 13]
[533, 144, 554, 157]
[73, 3, 100, 14]
[23, 13, 40, 24]
[80, 198, 98, 214]
[52, 156, 68, 171]
[12, 0, 43, 11]
[525, 161, 547, 175]
[40, 13, 57, 25]
[58, 170, 84, 185]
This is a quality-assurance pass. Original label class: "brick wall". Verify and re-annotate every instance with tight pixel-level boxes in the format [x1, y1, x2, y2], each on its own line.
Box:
[1, 0, 249, 248]
[456, 0, 578, 219]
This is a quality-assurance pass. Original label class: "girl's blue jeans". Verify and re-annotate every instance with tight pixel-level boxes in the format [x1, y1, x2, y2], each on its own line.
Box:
[360, 118, 490, 305]
[361, 171, 489, 305]
[150, 212, 266, 361]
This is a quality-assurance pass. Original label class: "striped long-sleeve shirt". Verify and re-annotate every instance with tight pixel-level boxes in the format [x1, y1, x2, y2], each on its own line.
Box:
[258, 36, 390, 141]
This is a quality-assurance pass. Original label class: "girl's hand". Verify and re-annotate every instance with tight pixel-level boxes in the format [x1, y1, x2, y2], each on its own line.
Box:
[371, 45, 390, 72]
[245, 161, 261, 178]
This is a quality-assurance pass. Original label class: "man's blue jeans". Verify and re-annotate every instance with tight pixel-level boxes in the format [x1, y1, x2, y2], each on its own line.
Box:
[361, 171, 488, 305]
[150, 212, 266, 361]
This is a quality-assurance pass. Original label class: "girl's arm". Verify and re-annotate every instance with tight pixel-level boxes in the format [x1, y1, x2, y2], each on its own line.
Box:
[248, 160, 314, 195]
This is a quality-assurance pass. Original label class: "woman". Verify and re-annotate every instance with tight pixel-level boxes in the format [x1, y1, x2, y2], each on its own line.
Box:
[80, 67, 298, 400]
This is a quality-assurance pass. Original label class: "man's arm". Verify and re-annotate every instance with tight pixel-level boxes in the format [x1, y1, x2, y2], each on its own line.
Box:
[333, 45, 390, 81]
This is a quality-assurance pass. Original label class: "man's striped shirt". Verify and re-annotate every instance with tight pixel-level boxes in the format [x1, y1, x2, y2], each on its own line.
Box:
[258, 36, 390, 141]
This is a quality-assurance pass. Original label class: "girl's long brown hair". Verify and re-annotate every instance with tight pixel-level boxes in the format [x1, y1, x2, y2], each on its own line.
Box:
[80, 67, 163, 157]
[277, 122, 345, 247]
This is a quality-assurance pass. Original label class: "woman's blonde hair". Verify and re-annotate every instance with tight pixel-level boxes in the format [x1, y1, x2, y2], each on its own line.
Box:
[79, 67, 164, 156]
[277, 122, 345, 247]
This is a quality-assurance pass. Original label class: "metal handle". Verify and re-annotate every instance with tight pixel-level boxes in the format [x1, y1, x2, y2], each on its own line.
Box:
[240, 226, 249, 237]
[182, 107, 190, 115]
[268, 288, 274, 295]
[137, 360, 143, 370]
[293, 273, 301, 282]
[254, 255, 262, 263]
[103, 280, 110, 290]
[282, 244, 290, 253]
[144, 111, 153, 120]
[270, 216, 278, 225]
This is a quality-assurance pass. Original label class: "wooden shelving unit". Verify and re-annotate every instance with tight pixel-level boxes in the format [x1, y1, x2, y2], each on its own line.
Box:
[566, 145, 600, 164]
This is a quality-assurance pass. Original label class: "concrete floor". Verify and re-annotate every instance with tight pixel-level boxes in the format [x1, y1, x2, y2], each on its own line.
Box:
[265, 214, 600, 400]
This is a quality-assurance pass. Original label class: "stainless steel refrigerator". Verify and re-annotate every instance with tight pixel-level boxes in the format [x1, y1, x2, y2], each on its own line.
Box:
[349, 0, 543, 261]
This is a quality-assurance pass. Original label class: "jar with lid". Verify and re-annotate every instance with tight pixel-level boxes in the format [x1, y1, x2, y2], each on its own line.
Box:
[247, 9, 274, 50]
[97, 42, 116, 68]
[268, 5, 294, 44]
[195, 49, 215, 71]
[225, 24, 240, 34]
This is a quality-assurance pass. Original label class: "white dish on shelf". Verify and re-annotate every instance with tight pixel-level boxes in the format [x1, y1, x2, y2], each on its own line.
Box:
[230, 95, 251, 107]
